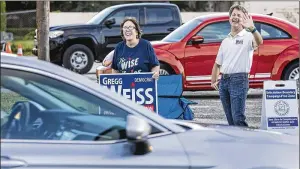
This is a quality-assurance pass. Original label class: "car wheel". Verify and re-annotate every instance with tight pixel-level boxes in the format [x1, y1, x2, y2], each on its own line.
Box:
[283, 61, 299, 81]
[63, 44, 94, 74]
[283, 61, 299, 97]
[159, 63, 174, 76]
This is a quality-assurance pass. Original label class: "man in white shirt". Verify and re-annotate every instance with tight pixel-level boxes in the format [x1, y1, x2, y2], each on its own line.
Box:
[211, 5, 263, 126]
[96, 50, 114, 83]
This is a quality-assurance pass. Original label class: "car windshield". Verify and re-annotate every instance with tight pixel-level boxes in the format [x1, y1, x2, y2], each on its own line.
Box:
[162, 18, 203, 42]
[86, 7, 115, 25]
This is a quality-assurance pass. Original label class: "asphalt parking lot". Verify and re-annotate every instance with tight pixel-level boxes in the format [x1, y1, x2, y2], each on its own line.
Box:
[184, 90, 263, 128]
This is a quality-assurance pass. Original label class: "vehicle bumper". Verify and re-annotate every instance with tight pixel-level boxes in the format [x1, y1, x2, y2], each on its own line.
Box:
[49, 37, 64, 64]
[32, 38, 65, 64]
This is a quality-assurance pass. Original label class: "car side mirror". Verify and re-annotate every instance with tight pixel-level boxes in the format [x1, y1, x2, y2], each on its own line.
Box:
[126, 115, 152, 155]
[191, 35, 204, 44]
[104, 18, 116, 28]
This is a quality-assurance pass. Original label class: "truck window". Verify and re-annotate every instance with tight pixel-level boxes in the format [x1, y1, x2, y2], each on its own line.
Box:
[145, 7, 173, 25]
[162, 19, 202, 42]
[87, 7, 115, 25]
[109, 8, 139, 26]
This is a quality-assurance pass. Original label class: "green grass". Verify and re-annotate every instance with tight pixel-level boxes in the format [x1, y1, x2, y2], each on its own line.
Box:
[10, 40, 34, 56]
[1, 92, 28, 113]
[1, 91, 28, 126]
[0, 88, 98, 115]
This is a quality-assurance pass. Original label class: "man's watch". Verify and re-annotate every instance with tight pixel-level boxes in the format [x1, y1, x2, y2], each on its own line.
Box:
[246, 26, 256, 33]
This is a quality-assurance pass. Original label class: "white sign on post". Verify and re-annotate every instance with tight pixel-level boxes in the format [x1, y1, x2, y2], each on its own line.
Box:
[260, 80, 299, 135]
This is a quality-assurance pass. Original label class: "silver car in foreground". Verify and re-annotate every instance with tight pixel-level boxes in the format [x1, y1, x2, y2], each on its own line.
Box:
[1, 55, 299, 169]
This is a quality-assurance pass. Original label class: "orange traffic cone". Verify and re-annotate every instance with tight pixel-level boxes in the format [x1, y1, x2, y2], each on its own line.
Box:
[17, 44, 23, 56]
[5, 42, 12, 53]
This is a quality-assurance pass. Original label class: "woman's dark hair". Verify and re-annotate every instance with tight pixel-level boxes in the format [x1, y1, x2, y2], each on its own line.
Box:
[120, 17, 142, 40]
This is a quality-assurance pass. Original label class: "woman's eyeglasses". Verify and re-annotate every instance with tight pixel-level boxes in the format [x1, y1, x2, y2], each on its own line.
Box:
[122, 26, 135, 30]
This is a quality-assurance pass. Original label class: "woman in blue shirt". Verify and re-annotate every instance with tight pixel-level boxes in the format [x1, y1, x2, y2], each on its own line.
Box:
[111, 17, 160, 80]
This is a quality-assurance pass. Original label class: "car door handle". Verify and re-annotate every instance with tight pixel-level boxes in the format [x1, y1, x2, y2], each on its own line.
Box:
[1, 156, 28, 168]
[167, 28, 175, 32]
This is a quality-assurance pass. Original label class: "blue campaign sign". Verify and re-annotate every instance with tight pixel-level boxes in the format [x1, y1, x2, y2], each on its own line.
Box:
[99, 73, 158, 113]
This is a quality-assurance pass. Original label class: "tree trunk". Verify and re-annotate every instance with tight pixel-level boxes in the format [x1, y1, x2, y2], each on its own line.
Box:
[36, 1, 49, 61]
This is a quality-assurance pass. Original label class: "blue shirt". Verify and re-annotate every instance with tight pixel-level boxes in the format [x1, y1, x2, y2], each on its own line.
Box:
[112, 39, 159, 73]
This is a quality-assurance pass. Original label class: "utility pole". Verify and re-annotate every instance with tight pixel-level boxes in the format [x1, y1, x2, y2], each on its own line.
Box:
[36, 1, 50, 61]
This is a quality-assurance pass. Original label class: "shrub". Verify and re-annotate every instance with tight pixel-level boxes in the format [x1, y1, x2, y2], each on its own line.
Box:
[6, 28, 36, 40]
[23, 30, 36, 40]
[10, 40, 34, 56]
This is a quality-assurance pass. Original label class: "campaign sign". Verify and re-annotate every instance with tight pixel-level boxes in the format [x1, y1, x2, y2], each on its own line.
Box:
[99, 73, 158, 113]
[260, 80, 299, 135]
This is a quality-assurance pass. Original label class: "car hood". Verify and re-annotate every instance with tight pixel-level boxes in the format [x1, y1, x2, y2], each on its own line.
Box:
[171, 120, 299, 168]
[150, 41, 173, 50]
[50, 24, 97, 31]
[171, 119, 298, 144]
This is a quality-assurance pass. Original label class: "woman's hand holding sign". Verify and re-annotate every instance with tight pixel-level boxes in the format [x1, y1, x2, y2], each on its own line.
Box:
[152, 71, 159, 80]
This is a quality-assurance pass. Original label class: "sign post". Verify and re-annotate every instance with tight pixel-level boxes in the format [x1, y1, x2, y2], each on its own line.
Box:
[99, 73, 158, 113]
[260, 80, 299, 135]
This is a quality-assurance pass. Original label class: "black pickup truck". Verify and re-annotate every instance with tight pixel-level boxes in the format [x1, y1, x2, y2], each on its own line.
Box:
[32, 3, 182, 74]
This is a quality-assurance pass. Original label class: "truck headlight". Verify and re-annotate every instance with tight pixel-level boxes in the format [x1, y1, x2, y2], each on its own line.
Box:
[49, 30, 64, 38]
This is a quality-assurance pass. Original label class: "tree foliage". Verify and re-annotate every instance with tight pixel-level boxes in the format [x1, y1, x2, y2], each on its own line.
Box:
[0, 1, 7, 31]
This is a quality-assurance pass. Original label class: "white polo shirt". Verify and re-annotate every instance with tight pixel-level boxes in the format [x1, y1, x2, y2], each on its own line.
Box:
[216, 29, 254, 74]
[96, 50, 114, 70]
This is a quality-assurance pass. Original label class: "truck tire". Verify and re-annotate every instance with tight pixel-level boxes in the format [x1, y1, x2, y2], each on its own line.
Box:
[283, 61, 299, 80]
[159, 63, 174, 76]
[63, 44, 94, 74]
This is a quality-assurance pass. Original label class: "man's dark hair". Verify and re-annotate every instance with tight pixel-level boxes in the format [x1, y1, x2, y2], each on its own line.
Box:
[120, 17, 142, 40]
[229, 4, 248, 16]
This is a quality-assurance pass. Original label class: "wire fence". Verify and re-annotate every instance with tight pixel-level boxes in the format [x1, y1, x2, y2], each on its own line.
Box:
[1, 10, 36, 55]
[5, 10, 36, 40]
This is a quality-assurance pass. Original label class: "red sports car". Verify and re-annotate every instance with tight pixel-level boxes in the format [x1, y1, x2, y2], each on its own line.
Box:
[153, 13, 299, 91]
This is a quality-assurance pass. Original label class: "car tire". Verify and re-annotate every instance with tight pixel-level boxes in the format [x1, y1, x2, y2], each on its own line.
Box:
[283, 61, 300, 97]
[63, 44, 94, 74]
[159, 63, 174, 76]
[283, 61, 299, 80]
